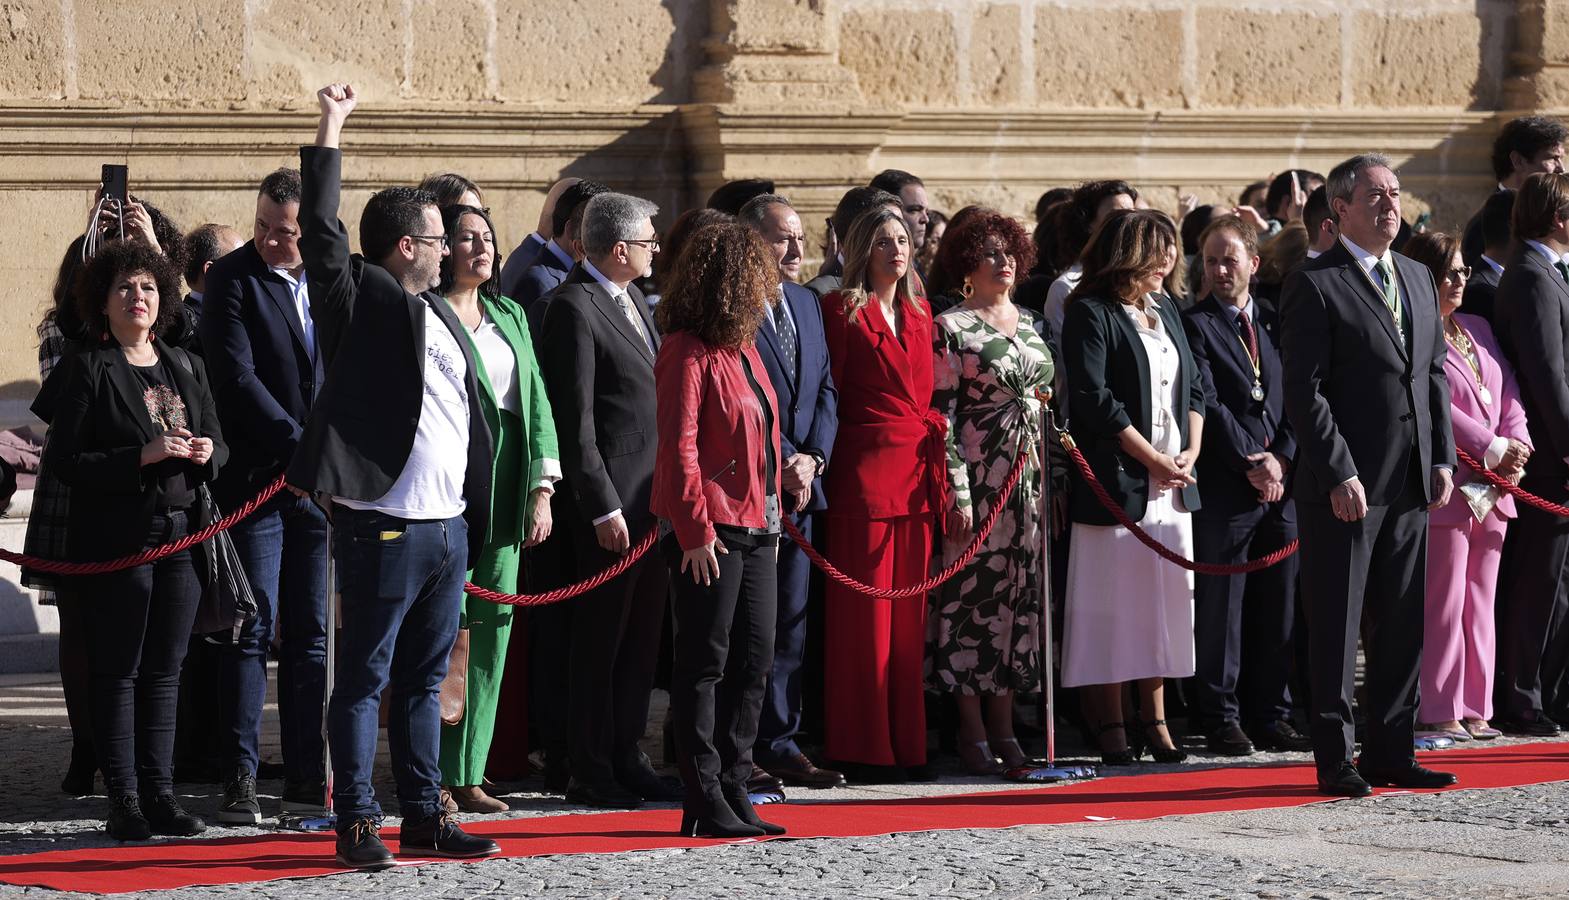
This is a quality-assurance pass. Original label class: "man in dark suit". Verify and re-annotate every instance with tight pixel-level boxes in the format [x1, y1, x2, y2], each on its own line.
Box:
[538, 191, 676, 809]
[1280, 153, 1456, 798]
[199, 170, 331, 827]
[1463, 116, 1567, 266]
[499, 176, 578, 300]
[1492, 172, 1569, 736]
[289, 83, 499, 869]
[1182, 216, 1309, 758]
[515, 179, 610, 324]
[1464, 189, 1515, 325]
[804, 187, 901, 298]
[737, 194, 843, 789]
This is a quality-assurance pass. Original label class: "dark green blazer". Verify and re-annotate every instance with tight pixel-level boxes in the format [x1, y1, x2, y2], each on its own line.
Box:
[1063, 294, 1205, 525]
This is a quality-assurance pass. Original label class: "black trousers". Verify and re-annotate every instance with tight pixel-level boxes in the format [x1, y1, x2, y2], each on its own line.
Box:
[1192, 503, 1299, 729]
[1495, 472, 1569, 718]
[84, 509, 203, 797]
[665, 534, 778, 805]
[1297, 466, 1428, 775]
[567, 528, 669, 787]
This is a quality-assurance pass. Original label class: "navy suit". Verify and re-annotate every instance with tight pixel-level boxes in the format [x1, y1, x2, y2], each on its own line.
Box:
[517, 243, 573, 336]
[1463, 260, 1502, 326]
[198, 240, 331, 787]
[1182, 295, 1299, 732]
[753, 280, 839, 765]
[499, 232, 546, 301]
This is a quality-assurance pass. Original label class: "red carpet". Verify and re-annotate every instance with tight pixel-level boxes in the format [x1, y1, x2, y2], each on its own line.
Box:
[4, 742, 1566, 895]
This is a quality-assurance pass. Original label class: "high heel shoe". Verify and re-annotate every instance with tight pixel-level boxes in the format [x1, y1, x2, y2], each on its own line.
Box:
[958, 740, 1003, 776]
[678, 795, 765, 839]
[61, 746, 96, 797]
[723, 792, 785, 836]
[992, 737, 1030, 769]
[1140, 719, 1188, 764]
[1095, 722, 1134, 767]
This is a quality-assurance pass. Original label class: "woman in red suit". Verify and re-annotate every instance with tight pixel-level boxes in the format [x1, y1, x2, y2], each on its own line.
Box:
[820, 207, 943, 782]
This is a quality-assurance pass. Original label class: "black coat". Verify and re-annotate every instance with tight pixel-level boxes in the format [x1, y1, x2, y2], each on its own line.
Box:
[39, 339, 228, 561]
[1279, 239, 1455, 505]
[285, 145, 493, 564]
[537, 264, 661, 529]
[198, 241, 325, 508]
[1494, 244, 1569, 478]
[1063, 294, 1205, 525]
[1462, 260, 1501, 326]
[1182, 295, 1297, 520]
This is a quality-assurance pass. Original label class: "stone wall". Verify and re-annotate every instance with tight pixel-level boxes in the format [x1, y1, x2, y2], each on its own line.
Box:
[0, 0, 1551, 424]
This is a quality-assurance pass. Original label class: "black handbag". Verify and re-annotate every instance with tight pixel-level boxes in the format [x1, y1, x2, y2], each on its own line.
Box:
[189, 479, 259, 642]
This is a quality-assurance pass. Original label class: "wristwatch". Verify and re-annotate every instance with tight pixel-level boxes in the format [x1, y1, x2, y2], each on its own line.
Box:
[806, 450, 826, 477]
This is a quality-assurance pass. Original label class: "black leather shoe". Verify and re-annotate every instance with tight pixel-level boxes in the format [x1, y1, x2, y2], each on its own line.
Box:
[542, 753, 571, 794]
[281, 777, 329, 816]
[1249, 719, 1313, 752]
[105, 794, 152, 841]
[399, 811, 501, 858]
[1358, 763, 1457, 789]
[335, 817, 395, 870]
[679, 795, 764, 839]
[216, 771, 261, 825]
[1317, 763, 1373, 798]
[1206, 722, 1254, 757]
[618, 766, 684, 802]
[1496, 712, 1561, 737]
[746, 764, 786, 794]
[565, 778, 643, 809]
[142, 793, 206, 836]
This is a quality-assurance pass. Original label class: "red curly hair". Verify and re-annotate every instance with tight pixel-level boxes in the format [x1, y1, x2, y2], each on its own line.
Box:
[936, 210, 1036, 289]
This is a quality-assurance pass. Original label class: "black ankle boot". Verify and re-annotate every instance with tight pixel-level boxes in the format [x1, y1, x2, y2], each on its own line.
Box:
[678, 794, 764, 838]
[142, 793, 206, 836]
[61, 745, 96, 796]
[105, 794, 152, 841]
[723, 792, 785, 836]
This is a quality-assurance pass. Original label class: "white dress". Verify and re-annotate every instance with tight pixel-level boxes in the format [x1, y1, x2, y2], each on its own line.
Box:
[1060, 302, 1197, 687]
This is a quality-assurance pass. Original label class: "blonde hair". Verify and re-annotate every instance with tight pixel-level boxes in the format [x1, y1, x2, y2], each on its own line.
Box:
[838, 207, 927, 323]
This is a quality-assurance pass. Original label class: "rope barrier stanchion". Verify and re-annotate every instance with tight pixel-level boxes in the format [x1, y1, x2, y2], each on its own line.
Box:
[1056, 430, 1298, 575]
[1456, 448, 1569, 517]
[463, 527, 660, 607]
[783, 446, 1030, 599]
[0, 474, 288, 575]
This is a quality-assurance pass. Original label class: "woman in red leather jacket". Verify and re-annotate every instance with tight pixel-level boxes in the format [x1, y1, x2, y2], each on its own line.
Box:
[652, 221, 805, 839]
[819, 207, 942, 782]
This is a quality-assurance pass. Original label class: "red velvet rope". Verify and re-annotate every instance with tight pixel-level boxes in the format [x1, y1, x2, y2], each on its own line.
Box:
[781, 445, 1030, 599]
[1455, 448, 1569, 517]
[463, 528, 659, 607]
[0, 474, 288, 575]
[1059, 433, 1299, 575]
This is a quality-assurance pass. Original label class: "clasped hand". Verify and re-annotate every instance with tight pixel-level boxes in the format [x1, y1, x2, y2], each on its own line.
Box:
[1147, 452, 1196, 490]
[141, 427, 212, 467]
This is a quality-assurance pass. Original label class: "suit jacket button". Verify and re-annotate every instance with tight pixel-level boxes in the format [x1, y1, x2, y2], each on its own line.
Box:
[1400, 414, 1413, 422]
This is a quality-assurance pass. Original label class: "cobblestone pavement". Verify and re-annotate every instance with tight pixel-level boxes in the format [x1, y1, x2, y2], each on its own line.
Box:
[4, 672, 1568, 899]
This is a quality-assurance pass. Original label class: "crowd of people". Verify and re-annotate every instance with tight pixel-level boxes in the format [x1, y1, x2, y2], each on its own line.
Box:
[22, 82, 1569, 866]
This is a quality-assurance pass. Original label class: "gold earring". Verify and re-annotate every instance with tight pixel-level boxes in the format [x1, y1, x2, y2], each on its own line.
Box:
[961, 278, 975, 299]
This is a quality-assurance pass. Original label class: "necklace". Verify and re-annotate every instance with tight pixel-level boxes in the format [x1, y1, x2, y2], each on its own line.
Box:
[1444, 318, 1491, 405]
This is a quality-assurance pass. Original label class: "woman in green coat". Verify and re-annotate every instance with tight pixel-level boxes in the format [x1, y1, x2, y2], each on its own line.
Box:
[437, 203, 560, 813]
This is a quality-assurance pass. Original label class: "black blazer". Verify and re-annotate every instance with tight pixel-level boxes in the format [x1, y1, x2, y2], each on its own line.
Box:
[1494, 244, 1569, 478]
[199, 241, 326, 508]
[1279, 239, 1455, 506]
[1182, 295, 1297, 520]
[753, 280, 838, 513]
[286, 146, 494, 563]
[40, 339, 228, 561]
[538, 264, 661, 531]
[1063, 294, 1205, 525]
[1462, 260, 1501, 325]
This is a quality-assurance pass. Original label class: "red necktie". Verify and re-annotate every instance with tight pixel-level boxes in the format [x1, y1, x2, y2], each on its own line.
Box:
[1237, 309, 1260, 365]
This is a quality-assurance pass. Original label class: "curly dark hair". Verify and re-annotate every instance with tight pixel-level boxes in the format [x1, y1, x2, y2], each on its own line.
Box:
[654, 221, 776, 350]
[75, 240, 184, 341]
[936, 209, 1036, 291]
[653, 207, 733, 291]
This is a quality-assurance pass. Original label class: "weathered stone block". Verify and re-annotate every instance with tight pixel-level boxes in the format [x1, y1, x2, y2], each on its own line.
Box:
[76, 0, 245, 102]
[838, 9, 959, 107]
[970, 4, 1024, 105]
[495, 0, 702, 105]
[1352, 11, 1485, 108]
[248, 0, 404, 106]
[1034, 6, 1183, 109]
[410, 0, 491, 102]
[1197, 9, 1340, 108]
[0, 0, 66, 98]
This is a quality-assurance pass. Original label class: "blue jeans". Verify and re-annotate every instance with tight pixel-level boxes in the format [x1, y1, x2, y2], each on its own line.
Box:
[327, 508, 466, 824]
[219, 492, 329, 783]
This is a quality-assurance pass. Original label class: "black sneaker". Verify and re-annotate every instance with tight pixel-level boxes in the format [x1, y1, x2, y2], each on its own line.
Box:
[142, 793, 207, 836]
[399, 811, 501, 858]
[216, 772, 261, 825]
[336, 817, 396, 870]
[105, 794, 152, 841]
[281, 777, 329, 816]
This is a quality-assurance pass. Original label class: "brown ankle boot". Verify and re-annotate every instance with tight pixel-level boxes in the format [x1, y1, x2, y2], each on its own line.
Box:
[448, 785, 508, 814]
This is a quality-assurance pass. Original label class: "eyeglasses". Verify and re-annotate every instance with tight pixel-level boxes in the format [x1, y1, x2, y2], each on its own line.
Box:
[408, 234, 450, 249]
[1444, 266, 1471, 284]
[624, 238, 661, 252]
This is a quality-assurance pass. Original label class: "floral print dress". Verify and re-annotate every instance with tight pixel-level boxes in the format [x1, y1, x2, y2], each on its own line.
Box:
[929, 306, 1054, 695]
